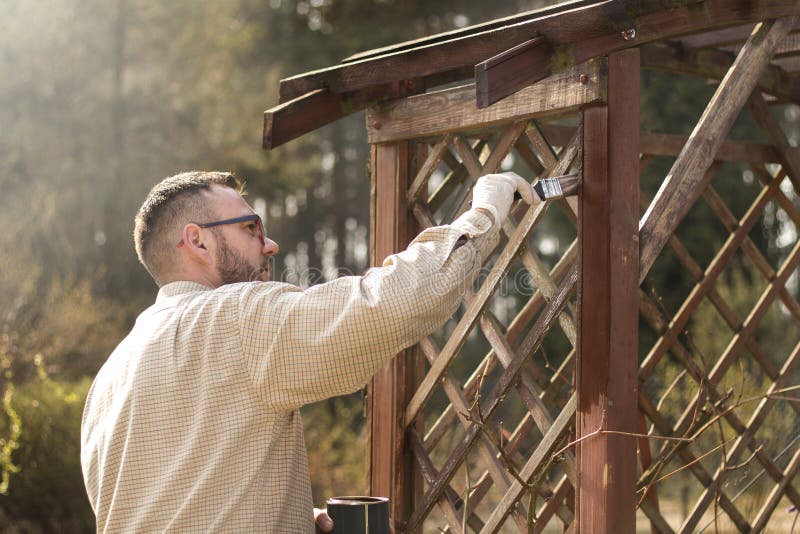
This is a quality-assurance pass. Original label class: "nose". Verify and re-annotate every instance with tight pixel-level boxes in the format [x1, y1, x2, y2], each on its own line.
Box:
[261, 238, 279, 257]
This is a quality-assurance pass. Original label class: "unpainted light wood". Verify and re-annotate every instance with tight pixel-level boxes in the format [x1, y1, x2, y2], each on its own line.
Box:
[407, 428, 477, 533]
[406, 123, 579, 436]
[404, 265, 578, 531]
[404, 198, 552, 428]
[538, 122, 782, 162]
[638, 184, 793, 391]
[704, 178, 800, 322]
[366, 60, 605, 144]
[640, 257, 800, 531]
[421, 242, 577, 454]
[641, 176, 782, 377]
[448, 121, 527, 221]
[751, 442, 800, 532]
[428, 140, 486, 215]
[639, 17, 798, 283]
[636, 391, 752, 531]
[416, 338, 532, 532]
[480, 394, 577, 533]
[638, 286, 800, 512]
[406, 134, 452, 206]
[525, 122, 559, 168]
[682, 341, 800, 531]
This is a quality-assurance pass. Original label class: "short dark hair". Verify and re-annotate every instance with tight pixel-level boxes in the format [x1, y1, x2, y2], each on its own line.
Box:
[134, 171, 243, 285]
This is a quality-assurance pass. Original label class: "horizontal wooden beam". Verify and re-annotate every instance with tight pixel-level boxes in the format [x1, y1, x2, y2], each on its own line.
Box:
[263, 86, 390, 149]
[531, 123, 782, 163]
[676, 22, 758, 49]
[640, 131, 780, 162]
[773, 54, 800, 72]
[719, 30, 800, 58]
[280, 0, 800, 104]
[366, 59, 605, 144]
[676, 22, 800, 49]
[474, 36, 553, 108]
[640, 42, 800, 103]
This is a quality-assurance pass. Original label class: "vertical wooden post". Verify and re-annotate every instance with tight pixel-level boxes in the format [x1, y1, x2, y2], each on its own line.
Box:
[576, 49, 640, 533]
[367, 141, 412, 530]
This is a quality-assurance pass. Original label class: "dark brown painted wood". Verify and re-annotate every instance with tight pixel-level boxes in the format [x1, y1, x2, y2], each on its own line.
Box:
[474, 36, 554, 108]
[367, 142, 411, 530]
[279, 0, 800, 104]
[341, 0, 599, 64]
[576, 49, 639, 534]
[263, 86, 389, 150]
[279, 15, 564, 103]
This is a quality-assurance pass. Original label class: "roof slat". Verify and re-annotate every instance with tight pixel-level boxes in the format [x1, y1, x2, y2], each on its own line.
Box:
[263, 0, 800, 149]
[278, 0, 800, 103]
[340, 0, 602, 64]
[280, 6, 616, 102]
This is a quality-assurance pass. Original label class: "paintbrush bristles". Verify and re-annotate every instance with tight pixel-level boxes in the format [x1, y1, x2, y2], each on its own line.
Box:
[533, 172, 580, 200]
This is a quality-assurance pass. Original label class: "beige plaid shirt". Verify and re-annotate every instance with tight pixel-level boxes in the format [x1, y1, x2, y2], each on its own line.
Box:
[81, 210, 496, 533]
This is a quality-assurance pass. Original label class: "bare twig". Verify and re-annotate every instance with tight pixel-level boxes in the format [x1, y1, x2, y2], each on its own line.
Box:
[638, 437, 735, 492]
[553, 410, 691, 459]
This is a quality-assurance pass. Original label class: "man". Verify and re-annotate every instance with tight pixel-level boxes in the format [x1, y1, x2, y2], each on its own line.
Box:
[80, 170, 527, 532]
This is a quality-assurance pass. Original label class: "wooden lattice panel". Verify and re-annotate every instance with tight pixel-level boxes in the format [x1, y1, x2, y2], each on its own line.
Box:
[636, 93, 800, 532]
[396, 116, 583, 533]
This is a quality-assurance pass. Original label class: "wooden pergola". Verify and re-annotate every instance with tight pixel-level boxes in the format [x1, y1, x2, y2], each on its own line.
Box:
[263, 1, 800, 532]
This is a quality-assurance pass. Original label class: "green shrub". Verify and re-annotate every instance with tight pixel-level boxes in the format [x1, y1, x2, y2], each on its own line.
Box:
[0, 363, 93, 533]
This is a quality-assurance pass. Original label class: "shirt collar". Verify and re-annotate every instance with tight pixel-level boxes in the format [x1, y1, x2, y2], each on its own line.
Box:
[156, 281, 213, 302]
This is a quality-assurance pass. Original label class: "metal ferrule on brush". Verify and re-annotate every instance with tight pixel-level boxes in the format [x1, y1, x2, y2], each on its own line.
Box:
[532, 172, 580, 201]
[536, 177, 564, 199]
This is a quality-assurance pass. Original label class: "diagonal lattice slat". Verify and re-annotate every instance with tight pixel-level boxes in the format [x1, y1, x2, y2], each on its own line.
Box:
[368, 25, 800, 529]
[636, 70, 800, 530]
[393, 116, 583, 532]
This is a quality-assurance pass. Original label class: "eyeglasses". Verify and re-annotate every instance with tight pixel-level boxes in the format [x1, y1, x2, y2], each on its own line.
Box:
[177, 214, 265, 248]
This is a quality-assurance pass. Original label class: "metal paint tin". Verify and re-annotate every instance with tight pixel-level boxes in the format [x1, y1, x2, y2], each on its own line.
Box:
[326, 496, 389, 534]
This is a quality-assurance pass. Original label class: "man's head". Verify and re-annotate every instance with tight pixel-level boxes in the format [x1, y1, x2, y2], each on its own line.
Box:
[134, 171, 279, 287]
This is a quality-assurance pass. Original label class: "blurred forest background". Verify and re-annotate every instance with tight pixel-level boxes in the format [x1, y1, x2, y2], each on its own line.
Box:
[0, 0, 798, 532]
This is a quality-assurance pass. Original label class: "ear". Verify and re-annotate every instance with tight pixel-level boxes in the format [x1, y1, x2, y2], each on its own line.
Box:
[180, 223, 213, 264]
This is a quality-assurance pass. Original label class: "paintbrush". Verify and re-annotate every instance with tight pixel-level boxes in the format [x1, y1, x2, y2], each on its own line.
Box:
[514, 172, 580, 204]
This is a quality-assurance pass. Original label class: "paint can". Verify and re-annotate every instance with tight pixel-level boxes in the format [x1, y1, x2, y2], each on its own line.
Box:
[326, 496, 389, 534]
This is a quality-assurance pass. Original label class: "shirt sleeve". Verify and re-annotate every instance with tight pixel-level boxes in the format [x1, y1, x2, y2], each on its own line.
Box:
[237, 209, 498, 411]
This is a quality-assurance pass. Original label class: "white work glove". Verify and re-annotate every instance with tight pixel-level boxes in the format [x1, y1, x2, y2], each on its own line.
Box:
[471, 172, 532, 225]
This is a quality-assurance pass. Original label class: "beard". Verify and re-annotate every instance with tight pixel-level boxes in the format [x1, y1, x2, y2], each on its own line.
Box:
[215, 233, 271, 284]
